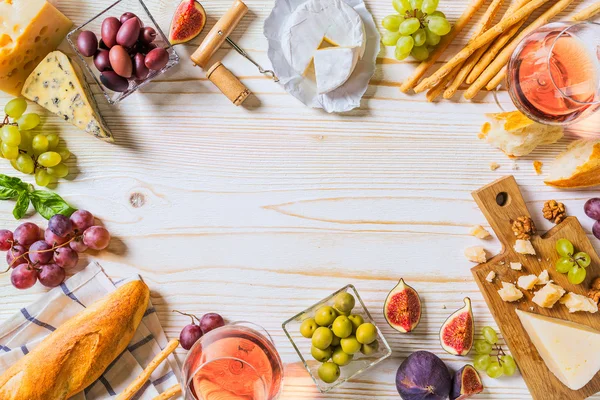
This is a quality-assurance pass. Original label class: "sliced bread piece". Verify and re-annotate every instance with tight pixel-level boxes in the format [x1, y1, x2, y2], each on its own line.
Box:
[545, 139, 600, 188]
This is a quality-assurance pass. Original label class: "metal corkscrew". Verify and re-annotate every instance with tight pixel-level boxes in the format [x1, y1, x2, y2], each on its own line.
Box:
[219, 30, 279, 82]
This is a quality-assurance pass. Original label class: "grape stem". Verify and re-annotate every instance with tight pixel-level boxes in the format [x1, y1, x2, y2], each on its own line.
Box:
[0, 115, 17, 128]
[1, 235, 78, 274]
[173, 309, 201, 324]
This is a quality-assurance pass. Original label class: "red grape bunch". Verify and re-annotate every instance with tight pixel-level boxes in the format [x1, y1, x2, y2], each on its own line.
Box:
[584, 198, 600, 240]
[173, 310, 225, 350]
[1, 210, 111, 290]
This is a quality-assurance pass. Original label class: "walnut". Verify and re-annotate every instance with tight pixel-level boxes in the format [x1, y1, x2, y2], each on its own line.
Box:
[543, 200, 567, 224]
[588, 277, 600, 305]
[511, 216, 536, 240]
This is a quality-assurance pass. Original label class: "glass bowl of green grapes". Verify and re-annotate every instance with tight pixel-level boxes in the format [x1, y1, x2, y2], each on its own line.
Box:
[282, 285, 392, 393]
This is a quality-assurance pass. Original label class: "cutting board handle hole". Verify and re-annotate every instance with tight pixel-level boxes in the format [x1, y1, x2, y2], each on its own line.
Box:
[496, 192, 510, 207]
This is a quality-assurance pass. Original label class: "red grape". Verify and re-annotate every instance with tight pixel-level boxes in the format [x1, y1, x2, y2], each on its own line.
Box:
[594, 221, 600, 241]
[54, 247, 79, 269]
[180, 324, 203, 350]
[29, 240, 53, 265]
[200, 313, 225, 334]
[83, 226, 111, 250]
[45, 229, 69, 247]
[70, 236, 88, 253]
[0, 229, 13, 251]
[6, 245, 29, 268]
[585, 198, 600, 221]
[38, 264, 65, 288]
[70, 210, 95, 232]
[11, 264, 38, 289]
[48, 214, 73, 238]
[14, 222, 40, 246]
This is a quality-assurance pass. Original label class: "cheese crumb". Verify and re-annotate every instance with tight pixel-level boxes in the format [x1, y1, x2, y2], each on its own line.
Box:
[510, 262, 523, 271]
[514, 239, 536, 255]
[486, 271, 496, 283]
[498, 282, 524, 302]
[518, 274, 539, 290]
[490, 162, 500, 171]
[537, 270, 550, 285]
[470, 225, 491, 239]
[532, 282, 565, 308]
[465, 246, 487, 263]
[560, 292, 598, 313]
[533, 160, 543, 175]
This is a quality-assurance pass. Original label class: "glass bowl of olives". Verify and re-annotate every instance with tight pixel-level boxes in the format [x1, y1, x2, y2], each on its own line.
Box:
[66, 0, 179, 104]
[282, 285, 392, 393]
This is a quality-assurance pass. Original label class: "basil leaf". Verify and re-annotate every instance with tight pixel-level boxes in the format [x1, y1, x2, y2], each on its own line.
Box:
[0, 174, 29, 192]
[29, 190, 76, 220]
[0, 187, 19, 200]
[13, 192, 30, 220]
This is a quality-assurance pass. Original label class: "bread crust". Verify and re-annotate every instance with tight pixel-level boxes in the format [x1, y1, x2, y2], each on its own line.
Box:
[545, 141, 600, 188]
[0, 280, 150, 400]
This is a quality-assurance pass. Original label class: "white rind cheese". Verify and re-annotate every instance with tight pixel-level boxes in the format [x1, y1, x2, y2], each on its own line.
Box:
[516, 309, 600, 390]
[314, 47, 359, 94]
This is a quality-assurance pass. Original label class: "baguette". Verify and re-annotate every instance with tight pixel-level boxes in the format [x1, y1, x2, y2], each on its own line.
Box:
[0, 280, 150, 400]
[545, 140, 600, 188]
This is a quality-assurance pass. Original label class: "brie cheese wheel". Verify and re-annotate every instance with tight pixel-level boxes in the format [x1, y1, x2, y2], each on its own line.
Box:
[281, 0, 366, 75]
[516, 309, 600, 390]
[314, 47, 359, 94]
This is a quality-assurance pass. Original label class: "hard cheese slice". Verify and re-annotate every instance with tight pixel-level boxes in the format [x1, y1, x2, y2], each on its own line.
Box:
[314, 47, 359, 94]
[0, 0, 72, 96]
[516, 309, 600, 390]
[22, 51, 114, 142]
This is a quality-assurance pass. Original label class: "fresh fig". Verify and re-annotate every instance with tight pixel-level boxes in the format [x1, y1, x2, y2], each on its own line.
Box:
[439, 297, 474, 356]
[169, 0, 207, 45]
[450, 365, 483, 400]
[384, 278, 421, 333]
[396, 351, 451, 400]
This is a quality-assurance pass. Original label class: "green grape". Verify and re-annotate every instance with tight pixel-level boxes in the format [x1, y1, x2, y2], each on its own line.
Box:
[47, 163, 69, 178]
[382, 15, 404, 32]
[399, 18, 421, 35]
[38, 151, 61, 167]
[1, 143, 19, 159]
[474, 339, 493, 354]
[19, 130, 33, 149]
[412, 28, 426, 47]
[501, 355, 517, 376]
[32, 134, 49, 154]
[556, 256, 575, 273]
[57, 148, 71, 161]
[382, 31, 402, 46]
[568, 265, 586, 285]
[421, 0, 439, 14]
[15, 154, 35, 174]
[16, 113, 40, 130]
[1, 125, 21, 146]
[410, 0, 423, 9]
[482, 326, 498, 345]
[556, 238, 574, 257]
[574, 252, 591, 268]
[46, 133, 60, 150]
[474, 354, 492, 371]
[394, 48, 410, 60]
[425, 28, 441, 45]
[486, 361, 504, 379]
[4, 98, 27, 119]
[427, 15, 451, 36]
[411, 45, 429, 61]
[35, 169, 51, 187]
[393, 0, 412, 14]
[396, 36, 415, 54]
[429, 10, 446, 18]
[10, 159, 19, 172]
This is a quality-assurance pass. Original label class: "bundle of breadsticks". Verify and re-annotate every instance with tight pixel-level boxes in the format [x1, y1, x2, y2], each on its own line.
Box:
[399, 0, 600, 101]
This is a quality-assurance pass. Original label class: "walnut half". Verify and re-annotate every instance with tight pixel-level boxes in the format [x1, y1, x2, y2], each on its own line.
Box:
[512, 216, 536, 240]
[543, 200, 567, 224]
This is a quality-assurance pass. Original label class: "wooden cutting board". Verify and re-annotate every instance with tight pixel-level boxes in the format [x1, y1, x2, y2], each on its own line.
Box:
[471, 176, 600, 400]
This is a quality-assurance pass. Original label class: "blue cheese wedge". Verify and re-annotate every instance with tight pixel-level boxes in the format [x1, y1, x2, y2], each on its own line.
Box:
[21, 51, 113, 142]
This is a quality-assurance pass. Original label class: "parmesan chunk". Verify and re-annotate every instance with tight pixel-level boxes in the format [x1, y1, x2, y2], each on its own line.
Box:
[514, 239, 536, 255]
[537, 270, 550, 285]
[498, 282, 524, 302]
[465, 246, 487, 263]
[560, 293, 598, 314]
[510, 262, 522, 271]
[517, 274, 539, 290]
[486, 271, 496, 283]
[532, 283, 565, 308]
[470, 225, 491, 239]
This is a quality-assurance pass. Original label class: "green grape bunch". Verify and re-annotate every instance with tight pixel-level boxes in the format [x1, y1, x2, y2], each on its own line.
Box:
[381, 0, 452, 61]
[555, 238, 591, 285]
[1, 98, 72, 187]
[473, 326, 518, 379]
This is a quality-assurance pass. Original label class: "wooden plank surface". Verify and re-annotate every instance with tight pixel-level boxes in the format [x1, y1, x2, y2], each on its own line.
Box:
[0, 0, 599, 399]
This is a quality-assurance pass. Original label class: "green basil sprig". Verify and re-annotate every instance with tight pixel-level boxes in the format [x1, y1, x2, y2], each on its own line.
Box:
[0, 174, 76, 220]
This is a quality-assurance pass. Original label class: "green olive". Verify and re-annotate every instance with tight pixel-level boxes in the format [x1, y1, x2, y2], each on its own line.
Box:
[312, 327, 333, 350]
[356, 322, 378, 344]
[361, 340, 379, 356]
[348, 314, 364, 333]
[318, 362, 340, 383]
[332, 346, 353, 366]
[315, 306, 338, 326]
[340, 335, 361, 354]
[331, 335, 341, 347]
[300, 318, 318, 338]
[311, 345, 333, 362]
[331, 316, 353, 339]
[334, 292, 355, 314]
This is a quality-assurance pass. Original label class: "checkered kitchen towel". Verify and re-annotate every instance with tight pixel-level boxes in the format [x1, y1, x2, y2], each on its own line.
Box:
[0, 262, 181, 400]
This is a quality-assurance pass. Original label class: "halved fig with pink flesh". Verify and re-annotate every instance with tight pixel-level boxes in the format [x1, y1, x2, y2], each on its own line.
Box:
[440, 297, 474, 356]
[384, 278, 421, 333]
[169, 0, 206, 45]
[451, 365, 484, 400]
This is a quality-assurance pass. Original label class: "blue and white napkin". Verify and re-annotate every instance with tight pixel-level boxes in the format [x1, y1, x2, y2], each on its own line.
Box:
[0, 262, 181, 400]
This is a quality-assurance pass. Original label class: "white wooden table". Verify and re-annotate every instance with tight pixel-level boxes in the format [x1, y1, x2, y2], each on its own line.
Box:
[1, 0, 599, 398]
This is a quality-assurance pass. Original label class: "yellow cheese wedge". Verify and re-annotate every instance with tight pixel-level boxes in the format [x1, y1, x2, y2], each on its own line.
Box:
[22, 51, 114, 142]
[0, 0, 72, 96]
[516, 309, 600, 390]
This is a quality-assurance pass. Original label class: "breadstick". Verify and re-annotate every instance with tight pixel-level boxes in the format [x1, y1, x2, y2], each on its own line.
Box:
[414, 0, 551, 93]
[116, 339, 180, 400]
[570, 2, 600, 22]
[477, 0, 575, 92]
[427, 67, 459, 101]
[443, 0, 505, 99]
[152, 384, 182, 400]
[399, 0, 486, 93]
[466, 0, 532, 84]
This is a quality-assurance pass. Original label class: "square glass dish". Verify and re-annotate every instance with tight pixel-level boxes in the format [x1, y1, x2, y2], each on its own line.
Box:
[66, 0, 179, 104]
[282, 285, 392, 393]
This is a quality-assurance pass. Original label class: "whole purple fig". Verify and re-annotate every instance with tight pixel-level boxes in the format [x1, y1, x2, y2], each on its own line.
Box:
[396, 351, 451, 400]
